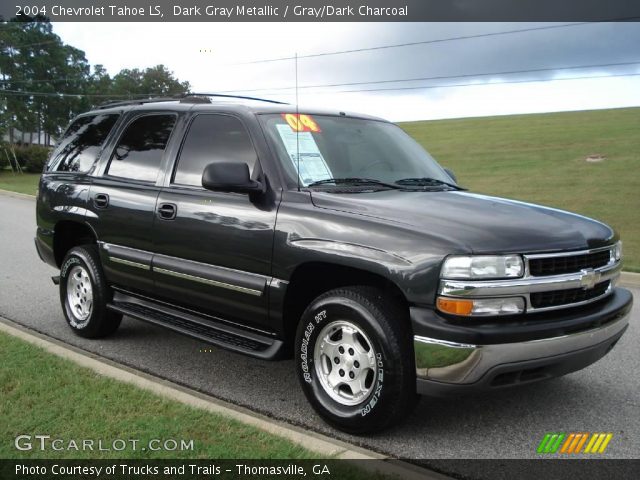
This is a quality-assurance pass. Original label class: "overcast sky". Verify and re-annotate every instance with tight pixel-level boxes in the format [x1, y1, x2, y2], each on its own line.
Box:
[53, 22, 640, 121]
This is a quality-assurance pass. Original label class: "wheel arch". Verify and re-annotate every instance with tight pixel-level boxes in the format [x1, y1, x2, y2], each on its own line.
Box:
[53, 220, 99, 267]
[281, 261, 410, 349]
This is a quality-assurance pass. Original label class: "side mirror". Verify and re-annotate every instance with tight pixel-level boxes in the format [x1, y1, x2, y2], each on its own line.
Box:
[202, 162, 263, 194]
[444, 167, 457, 183]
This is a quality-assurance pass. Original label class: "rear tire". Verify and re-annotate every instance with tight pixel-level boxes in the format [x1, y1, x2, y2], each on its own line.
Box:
[59, 245, 122, 338]
[295, 286, 417, 434]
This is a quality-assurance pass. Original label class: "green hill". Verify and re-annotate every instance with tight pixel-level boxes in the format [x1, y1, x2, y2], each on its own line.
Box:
[400, 107, 640, 271]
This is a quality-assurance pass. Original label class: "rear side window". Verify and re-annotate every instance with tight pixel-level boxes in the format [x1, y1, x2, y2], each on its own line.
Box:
[47, 113, 119, 173]
[106, 114, 176, 182]
[172, 114, 257, 187]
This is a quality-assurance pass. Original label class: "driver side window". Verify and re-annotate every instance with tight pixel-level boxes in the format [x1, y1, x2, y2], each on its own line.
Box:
[172, 114, 257, 187]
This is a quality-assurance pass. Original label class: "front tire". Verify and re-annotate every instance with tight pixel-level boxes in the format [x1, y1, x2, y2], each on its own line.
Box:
[295, 286, 417, 433]
[59, 245, 122, 338]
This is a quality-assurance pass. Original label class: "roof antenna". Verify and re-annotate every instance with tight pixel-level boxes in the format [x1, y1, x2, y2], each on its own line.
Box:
[295, 52, 301, 192]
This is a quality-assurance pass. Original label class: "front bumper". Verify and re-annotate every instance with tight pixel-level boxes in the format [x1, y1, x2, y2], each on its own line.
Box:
[413, 287, 632, 396]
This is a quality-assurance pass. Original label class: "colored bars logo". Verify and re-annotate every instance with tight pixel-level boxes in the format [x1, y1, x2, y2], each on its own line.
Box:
[537, 432, 613, 454]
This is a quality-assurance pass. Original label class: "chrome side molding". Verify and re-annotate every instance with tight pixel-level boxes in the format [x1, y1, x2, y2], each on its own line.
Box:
[110, 256, 150, 270]
[99, 241, 266, 297]
[154, 267, 263, 297]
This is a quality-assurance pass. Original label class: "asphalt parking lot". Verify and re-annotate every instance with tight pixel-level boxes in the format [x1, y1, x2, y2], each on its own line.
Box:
[1, 192, 638, 470]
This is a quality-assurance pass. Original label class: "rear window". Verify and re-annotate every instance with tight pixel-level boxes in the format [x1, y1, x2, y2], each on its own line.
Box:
[47, 113, 120, 173]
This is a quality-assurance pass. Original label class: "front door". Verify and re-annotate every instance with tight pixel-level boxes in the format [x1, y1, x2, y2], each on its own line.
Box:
[152, 113, 277, 331]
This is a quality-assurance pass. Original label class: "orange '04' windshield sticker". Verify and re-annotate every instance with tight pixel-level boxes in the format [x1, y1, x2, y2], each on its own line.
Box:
[281, 113, 322, 133]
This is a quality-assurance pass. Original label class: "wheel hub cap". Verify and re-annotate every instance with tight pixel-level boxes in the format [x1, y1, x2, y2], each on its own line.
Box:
[314, 320, 377, 406]
[66, 265, 93, 327]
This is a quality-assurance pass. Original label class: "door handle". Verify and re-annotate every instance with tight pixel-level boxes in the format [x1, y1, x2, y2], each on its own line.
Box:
[93, 193, 109, 209]
[157, 203, 177, 220]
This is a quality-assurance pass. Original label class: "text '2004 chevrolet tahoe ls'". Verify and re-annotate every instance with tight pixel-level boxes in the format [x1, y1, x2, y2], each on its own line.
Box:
[35, 95, 633, 433]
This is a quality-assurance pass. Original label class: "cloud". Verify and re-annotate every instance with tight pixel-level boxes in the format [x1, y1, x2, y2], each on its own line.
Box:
[53, 22, 640, 120]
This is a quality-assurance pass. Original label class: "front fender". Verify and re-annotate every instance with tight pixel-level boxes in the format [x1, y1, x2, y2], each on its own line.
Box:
[272, 192, 454, 306]
[288, 238, 412, 267]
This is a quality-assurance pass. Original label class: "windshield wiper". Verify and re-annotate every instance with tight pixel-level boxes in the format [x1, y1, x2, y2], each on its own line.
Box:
[307, 178, 404, 189]
[394, 177, 466, 190]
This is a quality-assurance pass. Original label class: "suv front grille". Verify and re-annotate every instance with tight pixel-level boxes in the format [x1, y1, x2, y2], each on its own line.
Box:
[528, 249, 611, 276]
[530, 281, 610, 309]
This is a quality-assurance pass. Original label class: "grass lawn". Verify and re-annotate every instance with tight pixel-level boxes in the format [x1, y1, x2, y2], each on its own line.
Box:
[0, 331, 321, 460]
[400, 107, 640, 272]
[0, 332, 399, 479]
[0, 171, 40, 196]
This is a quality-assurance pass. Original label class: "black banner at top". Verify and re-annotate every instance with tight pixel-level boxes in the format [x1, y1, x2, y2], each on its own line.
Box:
[1, 0, 640, 22]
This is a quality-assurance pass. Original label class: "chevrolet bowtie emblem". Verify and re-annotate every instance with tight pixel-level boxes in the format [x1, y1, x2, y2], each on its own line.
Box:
[579, 268, 600, 290]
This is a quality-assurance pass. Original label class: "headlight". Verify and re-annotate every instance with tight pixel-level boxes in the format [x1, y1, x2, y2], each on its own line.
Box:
[441, 255, 524, 279]
[613, 241, 622, 262]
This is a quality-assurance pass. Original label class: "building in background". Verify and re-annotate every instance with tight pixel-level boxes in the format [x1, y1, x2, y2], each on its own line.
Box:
[2, 128, 56, 146]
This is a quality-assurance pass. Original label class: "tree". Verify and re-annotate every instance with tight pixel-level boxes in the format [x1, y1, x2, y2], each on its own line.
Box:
[110, 65, 190, 99]
[86, 64, 112, 98]
[1, 17, 191, 141]
[0, 15, 90, 140]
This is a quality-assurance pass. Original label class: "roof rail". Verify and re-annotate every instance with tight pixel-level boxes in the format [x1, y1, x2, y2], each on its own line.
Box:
[97, 92, 287, 110]
[183, 93, 287, 105]
[96, 97, 178, 109]
[179, 95, 211, 104]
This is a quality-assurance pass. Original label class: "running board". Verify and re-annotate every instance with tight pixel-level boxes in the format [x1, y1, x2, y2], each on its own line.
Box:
[107, 293, 283, 360]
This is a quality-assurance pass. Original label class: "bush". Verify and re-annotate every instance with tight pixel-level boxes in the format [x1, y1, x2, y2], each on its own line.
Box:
[13, 145, 51, 173]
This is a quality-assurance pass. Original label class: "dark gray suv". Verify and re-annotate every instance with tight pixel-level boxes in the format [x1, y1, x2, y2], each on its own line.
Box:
[35, 95, 632, 433]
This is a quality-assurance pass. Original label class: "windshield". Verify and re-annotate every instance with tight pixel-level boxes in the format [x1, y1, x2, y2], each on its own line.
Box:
[259, 113, 453, 189]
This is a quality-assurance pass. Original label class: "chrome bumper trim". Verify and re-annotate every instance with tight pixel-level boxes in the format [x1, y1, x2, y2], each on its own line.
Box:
[414, 310, 629, 385]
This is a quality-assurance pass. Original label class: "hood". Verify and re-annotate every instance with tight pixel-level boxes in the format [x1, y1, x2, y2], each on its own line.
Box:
[310, 190, 615, 254]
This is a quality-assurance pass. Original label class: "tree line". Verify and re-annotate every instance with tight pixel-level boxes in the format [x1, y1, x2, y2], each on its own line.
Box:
[0, 15, 191, 146]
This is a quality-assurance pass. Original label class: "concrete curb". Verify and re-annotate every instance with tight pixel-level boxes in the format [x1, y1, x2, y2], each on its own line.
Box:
[620, 271, 640, 288]
[0, 317, 450, 480]
[0, 188, 36, 200]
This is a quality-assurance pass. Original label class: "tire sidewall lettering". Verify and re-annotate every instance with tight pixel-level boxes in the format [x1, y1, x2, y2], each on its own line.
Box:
[61, 256, 81, 278]
[360, 352, 384, 417]
[300, 309, 325, 383]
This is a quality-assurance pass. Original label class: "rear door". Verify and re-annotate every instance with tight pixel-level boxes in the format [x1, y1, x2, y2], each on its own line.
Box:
[37, 113, 121, 264]
[152, 113, 278, 331]
[87, 112, 179, 294]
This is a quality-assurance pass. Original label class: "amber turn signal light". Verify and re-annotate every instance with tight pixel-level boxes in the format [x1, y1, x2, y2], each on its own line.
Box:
[436, 297, 474, 316]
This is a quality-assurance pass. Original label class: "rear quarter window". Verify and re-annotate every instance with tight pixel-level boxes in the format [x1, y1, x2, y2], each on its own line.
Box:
[47, 113, 120, 173]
